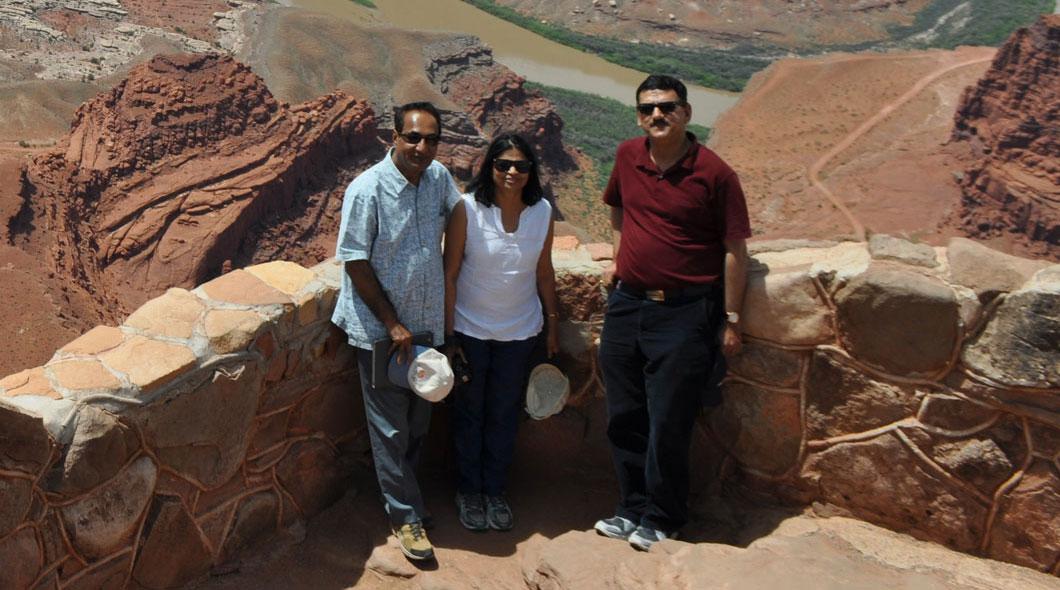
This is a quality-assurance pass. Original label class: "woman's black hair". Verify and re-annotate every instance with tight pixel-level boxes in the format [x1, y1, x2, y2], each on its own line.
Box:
[466, 133, 544, 207]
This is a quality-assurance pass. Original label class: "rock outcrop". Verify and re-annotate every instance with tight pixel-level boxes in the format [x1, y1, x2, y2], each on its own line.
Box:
[423, 36, 575, 179]
[952, 15, 1059, 261]
[13, 53, 381, 316]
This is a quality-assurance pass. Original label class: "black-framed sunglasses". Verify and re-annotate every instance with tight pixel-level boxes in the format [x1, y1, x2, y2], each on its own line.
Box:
[397, 131, 441, 146]
[492, 158, 532, 173]
[635, 101, 684, 116]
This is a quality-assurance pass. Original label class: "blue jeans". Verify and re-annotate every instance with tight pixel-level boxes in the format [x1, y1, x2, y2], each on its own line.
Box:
[356, 348, 432, 526]
[452, 333, 537, 496]
[598, 285, 722, 533]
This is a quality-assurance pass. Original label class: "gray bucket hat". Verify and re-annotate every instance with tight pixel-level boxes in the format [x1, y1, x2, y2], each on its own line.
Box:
[525, 363, 570, 420]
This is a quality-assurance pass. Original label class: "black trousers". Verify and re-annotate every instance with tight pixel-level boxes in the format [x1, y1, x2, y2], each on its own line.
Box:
[598, 285, 721, 533]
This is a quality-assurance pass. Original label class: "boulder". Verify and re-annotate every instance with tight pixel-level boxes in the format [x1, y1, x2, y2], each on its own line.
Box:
[0, 403, 53, 474]
[742, 264, 833, 346]
[834, 267, 959, 376]
[917, 393, 999, 431]
[946, 238, 1048, 302]
[800, 433, 988, 551]
[961, 266, 1059, 388]
[275, 439, 346, 518]
[62, 551, 133, 590]
[220, 491, 279, 562]
[868, 234, 938, 268]
[727, 340, 804, 388]
[0, 476, 33, 538]
[805, 352, 920, 440]
[711, 382, 802, 476]
[131, 496, 213, 589]
[986, 462, 1060, 571]
[60, 456, 157, 560]
[0, 527, 41, 590]
[47, 405, 140, 497]
[288, 379, 363, 441]
[131, 362, 262, 487]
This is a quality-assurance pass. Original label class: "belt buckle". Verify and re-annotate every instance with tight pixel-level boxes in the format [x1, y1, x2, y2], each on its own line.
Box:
[645, 289, 665, 302]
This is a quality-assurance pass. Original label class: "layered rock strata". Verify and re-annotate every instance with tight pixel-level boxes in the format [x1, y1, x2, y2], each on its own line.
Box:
[13, 52, 380, 316]
[1, 236, 1057, 587]
[952, 15, 1059, 260]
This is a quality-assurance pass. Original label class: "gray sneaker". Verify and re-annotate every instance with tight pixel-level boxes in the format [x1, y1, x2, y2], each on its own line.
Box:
[456, 492, 488, 531]
[593, 515, 638, 540]
[485, 495, 513, 531]
[629, 525, 674, 551]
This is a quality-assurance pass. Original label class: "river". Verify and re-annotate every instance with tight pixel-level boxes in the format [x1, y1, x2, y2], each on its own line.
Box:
[289, 0, 739, 126]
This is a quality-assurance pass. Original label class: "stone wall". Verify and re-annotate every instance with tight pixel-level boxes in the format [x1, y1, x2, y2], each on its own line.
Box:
[0, 259, 360, 589]
[0, 235, 1057, 588]
[709, 235, 1060, 574]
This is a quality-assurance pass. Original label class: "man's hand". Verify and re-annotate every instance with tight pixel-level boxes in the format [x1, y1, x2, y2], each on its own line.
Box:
[388, 323, 414, 364]
[546, 329, 559, 359]
[721, 323, 743, 357]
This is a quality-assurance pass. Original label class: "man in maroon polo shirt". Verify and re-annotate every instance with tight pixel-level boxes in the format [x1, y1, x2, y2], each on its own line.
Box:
[593, 74, 751, 550]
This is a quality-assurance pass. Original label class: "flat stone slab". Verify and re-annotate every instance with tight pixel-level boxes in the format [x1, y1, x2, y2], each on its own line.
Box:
[58, 325, 125, 356]
[245, 260, 316, 296]
[199, 269, 292, 306]
[49, 359, 121, 392]
[868, 234, 938, 268]
[0, 367, 60, 399]
[204, 308, 265, 354]
[99, 335, 197, 392]
[60, 456, 157, 560]
[124, 288, 204, 339]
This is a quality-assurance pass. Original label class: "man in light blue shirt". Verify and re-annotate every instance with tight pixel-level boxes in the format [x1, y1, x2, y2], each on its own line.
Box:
[332, 101, 460, 562]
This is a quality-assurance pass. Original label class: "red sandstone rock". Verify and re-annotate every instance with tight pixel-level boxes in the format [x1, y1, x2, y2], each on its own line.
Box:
[17, 53, 381, 318]
[952, 15, 1060, 260]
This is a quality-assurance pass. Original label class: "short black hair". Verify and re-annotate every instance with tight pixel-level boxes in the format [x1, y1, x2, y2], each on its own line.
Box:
[635, 74, 688, 104]
[393, 101, 442, 132]
[467, 133, 544, 208]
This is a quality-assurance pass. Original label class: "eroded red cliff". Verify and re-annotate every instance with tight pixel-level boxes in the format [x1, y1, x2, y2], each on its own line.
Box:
[952, 15, 1059, 260]
[13, 53, 380, 317]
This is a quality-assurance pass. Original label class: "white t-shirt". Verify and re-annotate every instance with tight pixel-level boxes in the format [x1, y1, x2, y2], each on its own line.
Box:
[454, 193, 552, 341]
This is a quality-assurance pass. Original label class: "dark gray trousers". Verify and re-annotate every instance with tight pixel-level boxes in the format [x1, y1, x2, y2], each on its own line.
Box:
[356, 348, 432, 526]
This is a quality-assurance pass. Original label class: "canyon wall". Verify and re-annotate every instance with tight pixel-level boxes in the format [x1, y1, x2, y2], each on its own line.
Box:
[1, 236, 1057, 588]
[951, 15, 1059, 260]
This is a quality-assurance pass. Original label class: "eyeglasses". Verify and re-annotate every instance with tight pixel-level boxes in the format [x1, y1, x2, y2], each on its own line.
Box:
[397, 131, 441, 146]
[635, 101, 684, 116]
[493, 159, 532, 173]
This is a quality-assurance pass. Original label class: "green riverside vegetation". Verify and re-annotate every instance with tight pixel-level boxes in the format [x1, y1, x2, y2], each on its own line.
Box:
[464, 0, 1053, 92]
[527, 82, 711, 190]
[463, 0, 773, 92]
[348, 0, 376, 8]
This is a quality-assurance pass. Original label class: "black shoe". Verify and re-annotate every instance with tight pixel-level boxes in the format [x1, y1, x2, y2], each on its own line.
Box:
[629, 525, 675, 551]
[456, 492, 488, 531]
[485, 495, 513, 531]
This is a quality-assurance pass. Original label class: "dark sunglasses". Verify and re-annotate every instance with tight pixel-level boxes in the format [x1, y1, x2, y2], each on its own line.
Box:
[397, 131, 441, 146]
[493, 158, 532, 173]
[635, 101, 684, 116]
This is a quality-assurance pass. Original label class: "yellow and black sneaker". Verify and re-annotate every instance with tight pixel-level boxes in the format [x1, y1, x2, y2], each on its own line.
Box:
[393, 521, 435, 561]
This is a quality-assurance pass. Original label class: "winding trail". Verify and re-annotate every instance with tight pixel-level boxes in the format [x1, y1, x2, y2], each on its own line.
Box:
[806, 56, 994, 241]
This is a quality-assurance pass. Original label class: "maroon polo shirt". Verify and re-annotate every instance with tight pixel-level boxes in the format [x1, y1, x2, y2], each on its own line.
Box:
[603, 134, 751, 289]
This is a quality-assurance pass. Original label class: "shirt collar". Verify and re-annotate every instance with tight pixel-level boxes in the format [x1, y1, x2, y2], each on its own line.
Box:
[634, 132, 700, 174]
[378, 148, 417, 193]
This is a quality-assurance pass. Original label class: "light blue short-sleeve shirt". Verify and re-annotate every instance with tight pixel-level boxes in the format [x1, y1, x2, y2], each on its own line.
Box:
[331, 151, 461, 349]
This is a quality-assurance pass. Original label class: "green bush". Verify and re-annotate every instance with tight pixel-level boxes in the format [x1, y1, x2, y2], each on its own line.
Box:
[348, 0, 376, 7]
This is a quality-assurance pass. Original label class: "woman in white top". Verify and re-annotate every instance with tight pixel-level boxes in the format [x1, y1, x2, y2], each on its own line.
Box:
[443, 133, 559, 532]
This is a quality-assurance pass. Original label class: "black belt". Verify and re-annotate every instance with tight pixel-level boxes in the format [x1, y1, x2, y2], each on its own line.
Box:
[616, 280, 720, 302]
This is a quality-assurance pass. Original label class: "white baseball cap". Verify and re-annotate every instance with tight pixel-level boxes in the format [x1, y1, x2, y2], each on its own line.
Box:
[387, 345, 454, 402]
[525, 363, 569, 420]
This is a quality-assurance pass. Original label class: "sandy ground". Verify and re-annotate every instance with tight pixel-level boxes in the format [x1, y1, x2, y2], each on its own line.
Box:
[711, 46, 997, 246]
